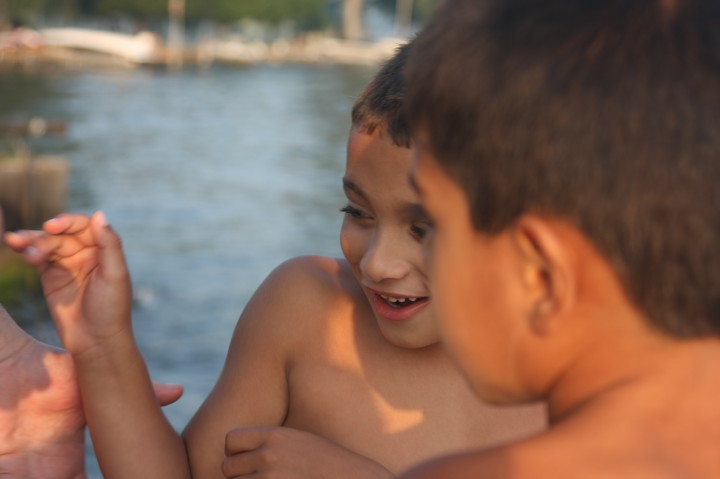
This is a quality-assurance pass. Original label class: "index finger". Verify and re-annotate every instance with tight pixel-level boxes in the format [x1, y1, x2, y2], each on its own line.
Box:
[43, 213, 94, 236]
[3, 229, 46, 252]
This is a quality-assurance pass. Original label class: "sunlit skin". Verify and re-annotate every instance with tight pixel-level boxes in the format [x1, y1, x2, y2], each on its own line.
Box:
[408, 137, 530, 403]
[340, 127, 437, 350]
[191, 126, 544, 477]
[0, 210, 182, 479]
[0, 306, 86, 479]
[5, 127, 546, 479]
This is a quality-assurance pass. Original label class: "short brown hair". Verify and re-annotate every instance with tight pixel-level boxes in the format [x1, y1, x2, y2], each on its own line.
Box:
[352, 41, 412, 148]
[406, 0, 720, 337]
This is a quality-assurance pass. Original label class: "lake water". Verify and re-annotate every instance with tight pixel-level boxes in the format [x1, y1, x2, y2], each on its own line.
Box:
[0, 62, 376, 477]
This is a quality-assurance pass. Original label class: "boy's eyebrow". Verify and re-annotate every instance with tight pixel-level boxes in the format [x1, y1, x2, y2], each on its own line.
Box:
[407, 203, 431, 221]
[342, 178, 367, 200]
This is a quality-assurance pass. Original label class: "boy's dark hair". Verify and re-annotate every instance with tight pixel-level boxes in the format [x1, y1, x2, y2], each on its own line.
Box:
[406, 0, 720, 337]
[352, 41, 412, 148]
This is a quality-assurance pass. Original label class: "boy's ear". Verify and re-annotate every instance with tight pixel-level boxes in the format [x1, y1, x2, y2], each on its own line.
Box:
[511, 215, 576, 336]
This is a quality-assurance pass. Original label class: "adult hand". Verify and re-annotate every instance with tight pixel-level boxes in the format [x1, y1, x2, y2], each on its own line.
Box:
[223, 426, 395, 479]
[0, 305, 183, 478]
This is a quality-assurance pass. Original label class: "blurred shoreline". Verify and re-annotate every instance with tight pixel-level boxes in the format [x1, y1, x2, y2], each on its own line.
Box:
[0, 27, 405, 70]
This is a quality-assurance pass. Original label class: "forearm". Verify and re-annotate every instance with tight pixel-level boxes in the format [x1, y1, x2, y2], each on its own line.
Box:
[73, 333, 190, 479]
[318, 443, 396, 479]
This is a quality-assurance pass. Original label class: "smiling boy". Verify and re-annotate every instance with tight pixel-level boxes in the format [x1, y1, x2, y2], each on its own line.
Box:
[400, 0, 720, 477]
[5, 41, 545, 478]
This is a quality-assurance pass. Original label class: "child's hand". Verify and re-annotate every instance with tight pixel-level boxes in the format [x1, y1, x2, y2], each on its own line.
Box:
[223, 426, 395, 479]
[3, 212, 132, 358]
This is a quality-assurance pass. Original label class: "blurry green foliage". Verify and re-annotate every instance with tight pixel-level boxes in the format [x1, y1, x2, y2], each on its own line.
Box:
[94, 0, 168, 18]
[0, 251, 39, 308]
[4, 0, 330, 28]
[372, 0, 441, 21]
[203, 0, 329, 29]
[5, 0, 78, 24]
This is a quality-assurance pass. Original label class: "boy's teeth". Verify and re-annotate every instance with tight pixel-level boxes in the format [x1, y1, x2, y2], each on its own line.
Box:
[381, 295, 418, 303]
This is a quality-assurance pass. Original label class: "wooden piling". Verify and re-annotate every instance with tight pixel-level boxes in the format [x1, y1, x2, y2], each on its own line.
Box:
[0, 155, 69, 231]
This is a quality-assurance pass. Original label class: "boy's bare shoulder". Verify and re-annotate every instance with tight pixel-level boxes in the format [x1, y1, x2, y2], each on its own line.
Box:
[403, 408, 720, 479]
[258, 255, 361, 304]
[399, 427, 595, 479]
[237, 255, 362, 339]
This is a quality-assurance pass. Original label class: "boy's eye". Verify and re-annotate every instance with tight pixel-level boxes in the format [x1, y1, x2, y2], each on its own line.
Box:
[410, 222, 434, 242]
[340, 205, 367, 219]
[410, 224, 426, 241]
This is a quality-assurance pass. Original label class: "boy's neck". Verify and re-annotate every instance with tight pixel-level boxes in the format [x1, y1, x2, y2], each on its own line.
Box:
[545, 332, 720, 424]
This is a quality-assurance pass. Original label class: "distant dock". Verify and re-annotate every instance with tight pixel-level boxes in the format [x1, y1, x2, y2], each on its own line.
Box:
[0, 27, 404, 70]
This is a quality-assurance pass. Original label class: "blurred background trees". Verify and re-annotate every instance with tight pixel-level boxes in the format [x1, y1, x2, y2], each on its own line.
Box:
[1, 0, 440, 37]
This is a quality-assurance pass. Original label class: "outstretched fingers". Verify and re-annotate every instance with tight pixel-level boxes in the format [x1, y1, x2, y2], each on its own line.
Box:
[5, 229, 87, 266]
[42, 213, 92, 236]
[4, 229, 43, 254]
[3, 212, 113, 265]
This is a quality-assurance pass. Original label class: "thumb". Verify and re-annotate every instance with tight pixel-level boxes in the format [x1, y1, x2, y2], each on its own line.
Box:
[225, 426, 275, 456]
[152, 380, 184, 406]
[90, 211, 129, 280]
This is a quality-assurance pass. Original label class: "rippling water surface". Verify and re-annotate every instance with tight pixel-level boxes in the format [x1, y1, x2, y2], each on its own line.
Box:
[1, 63, 375, 477]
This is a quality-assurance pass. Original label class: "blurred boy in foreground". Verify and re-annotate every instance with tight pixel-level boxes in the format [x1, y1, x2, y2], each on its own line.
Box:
[400, 0, 720, 477]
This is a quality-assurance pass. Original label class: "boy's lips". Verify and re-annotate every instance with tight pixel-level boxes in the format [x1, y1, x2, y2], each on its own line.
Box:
[369, 291, 430, 322]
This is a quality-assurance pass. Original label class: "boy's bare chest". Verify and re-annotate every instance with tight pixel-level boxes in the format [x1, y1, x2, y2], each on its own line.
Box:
[282, 345, 486, 473]
[278, 299, 546, 472]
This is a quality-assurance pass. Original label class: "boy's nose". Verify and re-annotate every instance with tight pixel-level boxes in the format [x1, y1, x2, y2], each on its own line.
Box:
[360, 232, 409, 284]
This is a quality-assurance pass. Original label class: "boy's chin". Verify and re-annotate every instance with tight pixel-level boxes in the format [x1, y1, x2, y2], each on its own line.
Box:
[376, 321, 441, 350]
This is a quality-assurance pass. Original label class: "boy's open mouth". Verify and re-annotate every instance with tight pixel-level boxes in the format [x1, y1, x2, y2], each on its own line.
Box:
[379, 295, 429, 308]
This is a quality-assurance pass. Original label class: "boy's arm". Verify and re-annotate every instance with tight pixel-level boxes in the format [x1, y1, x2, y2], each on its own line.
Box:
[4, 212, 189, 479]
[222, 426, 395, 479]
[182, 258, 301, 478]
[183, 256, 395, 479]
